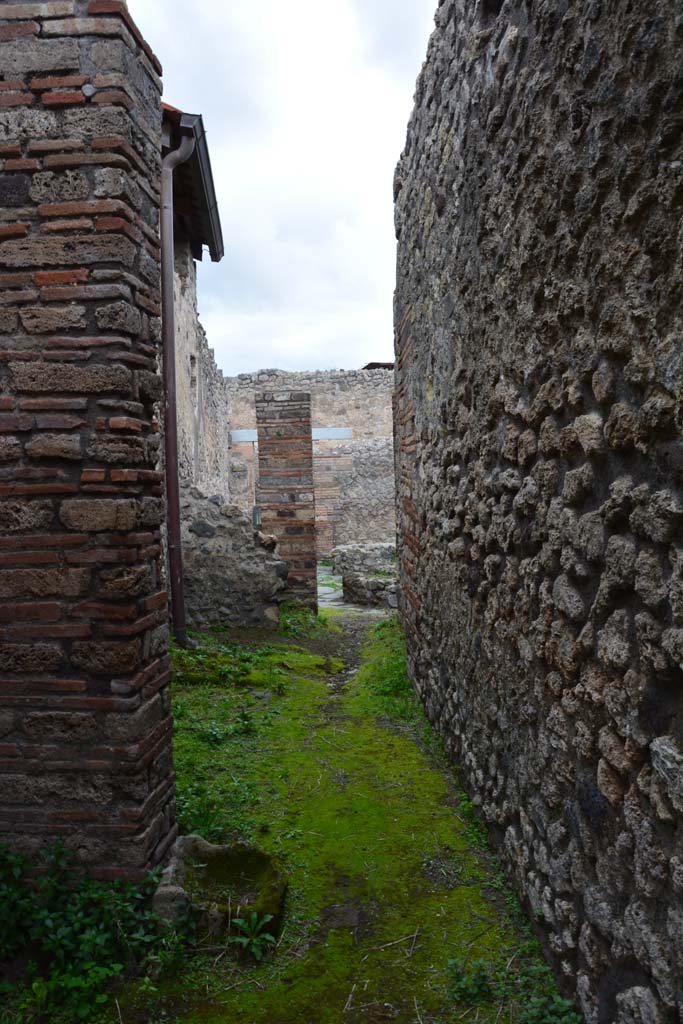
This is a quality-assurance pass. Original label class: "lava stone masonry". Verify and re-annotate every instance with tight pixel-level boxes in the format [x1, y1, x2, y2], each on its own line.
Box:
[395, 2, 683, 1021]
[255, 391, 317, 607]
[0, 0, 175, 879]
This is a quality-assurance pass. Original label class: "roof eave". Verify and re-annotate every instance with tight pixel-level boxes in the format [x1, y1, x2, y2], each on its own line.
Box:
[179, 113, 224, 264]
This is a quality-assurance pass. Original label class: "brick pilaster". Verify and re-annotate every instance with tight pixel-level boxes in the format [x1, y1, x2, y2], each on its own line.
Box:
[255, 391, 317, 608]
[0, 1, 174, 879]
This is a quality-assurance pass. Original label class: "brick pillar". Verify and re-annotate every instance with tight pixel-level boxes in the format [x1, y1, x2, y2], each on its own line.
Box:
[255, 391, 317, 608]
[0, 2, 174, 879]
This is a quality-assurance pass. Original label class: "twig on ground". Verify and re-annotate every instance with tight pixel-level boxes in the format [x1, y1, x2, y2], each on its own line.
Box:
[505, 950, 520, 971]
[414, 996, 424, 1023]
[461, 926, 494, 948]
[222, 976, 258, 994]
[115, 998, 123, 1024]
[361, 928, 420, 961]
[344, 982, 357, 1012]
[409, 925, 420, 956]
[389, 947, 423, 967]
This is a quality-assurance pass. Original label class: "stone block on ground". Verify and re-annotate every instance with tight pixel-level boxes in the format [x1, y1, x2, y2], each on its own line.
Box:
[331, 542, 397, 576]
[153, 834, 288, 937]
[342, 570, 398, 609]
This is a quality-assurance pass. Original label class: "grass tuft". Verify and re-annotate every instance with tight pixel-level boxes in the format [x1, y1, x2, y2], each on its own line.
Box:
[279, 601, 342, 638]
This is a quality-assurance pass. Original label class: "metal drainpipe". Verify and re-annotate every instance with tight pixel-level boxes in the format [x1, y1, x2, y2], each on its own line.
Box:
[161, 132, 196, 647]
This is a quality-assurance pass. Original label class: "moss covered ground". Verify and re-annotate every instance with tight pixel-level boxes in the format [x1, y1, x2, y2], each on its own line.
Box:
[111, 609, 579, 1024]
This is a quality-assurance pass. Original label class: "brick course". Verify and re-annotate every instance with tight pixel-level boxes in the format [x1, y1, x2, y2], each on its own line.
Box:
[0, 0, 173, 879]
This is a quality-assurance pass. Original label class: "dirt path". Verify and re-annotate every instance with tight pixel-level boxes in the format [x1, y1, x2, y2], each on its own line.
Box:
[115, 610, 577, 1024]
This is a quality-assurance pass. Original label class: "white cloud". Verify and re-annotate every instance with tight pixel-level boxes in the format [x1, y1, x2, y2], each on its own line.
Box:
[132, 0, 436, 375]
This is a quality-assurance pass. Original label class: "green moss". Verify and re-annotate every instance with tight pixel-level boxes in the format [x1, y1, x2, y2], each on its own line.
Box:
[318, 607, 345, 622]
[110, 615, 575, 1024]
[171, 636, 280, 688]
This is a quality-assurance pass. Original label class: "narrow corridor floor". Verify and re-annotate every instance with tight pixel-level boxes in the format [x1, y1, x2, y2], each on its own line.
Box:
[117, 609, 579, 1024]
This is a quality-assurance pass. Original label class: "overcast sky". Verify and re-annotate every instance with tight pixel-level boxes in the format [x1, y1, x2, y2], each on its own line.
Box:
[133, 1, 436, 376]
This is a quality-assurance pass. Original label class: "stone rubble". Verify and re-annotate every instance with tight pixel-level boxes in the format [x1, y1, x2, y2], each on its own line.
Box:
[331, 542, 398, 610]
[342, 572, 398, 610]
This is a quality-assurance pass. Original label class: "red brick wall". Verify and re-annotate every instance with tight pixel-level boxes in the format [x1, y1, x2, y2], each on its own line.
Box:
[0, 1, 174, 879]
[255, 391, 317, 608]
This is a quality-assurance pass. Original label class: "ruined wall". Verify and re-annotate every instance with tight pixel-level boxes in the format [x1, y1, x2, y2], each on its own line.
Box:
[255, 391, 317, 607]
[172, 241, 289, 625]
[180, 484, 287, 629]
[395, 2, 683, 1021]
[226, 368, 395, 556]
[174, 238, 230, 500]
[313, 437, 396, 554]
[0, 0, 174, 879]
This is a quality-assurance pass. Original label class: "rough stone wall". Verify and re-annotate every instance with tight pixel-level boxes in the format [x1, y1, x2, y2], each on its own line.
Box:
[226, 368, 396, 555]
[255, 391, 317, 607]
[180, 484, 287, 629]
[395, 2, 683, 1021]
[317, 437, 397, 551]
[0, 0, 174, 880]
[174, 239, 230, 500]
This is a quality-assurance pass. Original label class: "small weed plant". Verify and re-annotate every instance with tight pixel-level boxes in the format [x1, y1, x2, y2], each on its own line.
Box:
[448, 957, 495, 1003]
[175, 780, 229, 840]
[228, 912, 277, 961]
[457, 793, 488, 848]
[180, 709, 256, 748]
[447, 952, 581, 1023]
[279, 601, 331, 639]
[0, 844, 187, 1022]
